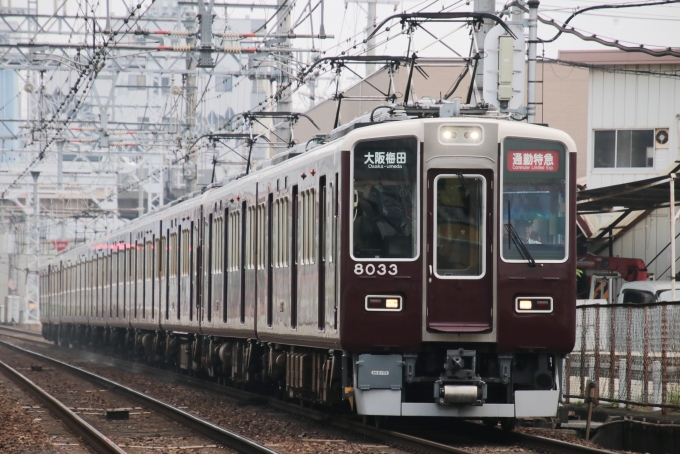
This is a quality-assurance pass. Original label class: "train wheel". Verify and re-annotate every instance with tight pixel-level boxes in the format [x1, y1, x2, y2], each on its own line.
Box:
[483, 418, 499, 428]
[374, 416, 386, 429]
[500, 417, 517, 431]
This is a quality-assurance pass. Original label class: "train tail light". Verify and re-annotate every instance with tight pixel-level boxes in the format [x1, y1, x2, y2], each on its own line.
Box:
[515, 297, 553, 313]
[365, 295, 402, 311]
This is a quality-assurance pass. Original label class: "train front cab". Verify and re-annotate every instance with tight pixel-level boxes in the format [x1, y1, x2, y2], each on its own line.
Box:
[344, 119, 577, 420]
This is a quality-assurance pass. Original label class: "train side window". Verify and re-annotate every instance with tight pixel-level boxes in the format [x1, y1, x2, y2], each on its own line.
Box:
[205, 217, 211, 279]
[157, 237, 166, 279]
[246, 205, 256, 270]
[170, 232, 178, 278]
[112, 250, 119, 317]
[128, 243, 133, 283]
[301, 191, 307, 264]
[228, 210, 241, 271]
[181, 229, 190, 276]
[212, 217, 223, 273]
[146, 240, 153, 280]
[105, 253, 110, 289]
[274, 200, 279, 268]
[257, 204, 266, 270]
[163, 236, 167, 278]
[223, 209, 229, 323]
[274, 197, 289, 268]
[307, 189, 316, 264]
[137, 243, 144, 281]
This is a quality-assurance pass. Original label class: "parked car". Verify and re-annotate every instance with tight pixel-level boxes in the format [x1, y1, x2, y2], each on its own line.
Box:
[616, 281, 675, 304]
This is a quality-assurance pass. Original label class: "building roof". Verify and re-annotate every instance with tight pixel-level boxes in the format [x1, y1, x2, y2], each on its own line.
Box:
[559, 49, 680, 66]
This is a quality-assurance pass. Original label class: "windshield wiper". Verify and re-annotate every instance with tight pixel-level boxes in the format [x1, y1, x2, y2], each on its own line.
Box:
[504, 223, 536, 267]
[505, 200, 536, 267]
[456, 172, 478, 207]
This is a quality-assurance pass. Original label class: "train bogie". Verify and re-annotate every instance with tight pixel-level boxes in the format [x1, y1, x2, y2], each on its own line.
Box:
[41, 116, 576, 421]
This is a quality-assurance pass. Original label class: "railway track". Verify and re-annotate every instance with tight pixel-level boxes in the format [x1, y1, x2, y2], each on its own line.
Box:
[0, 338, 278, 454]
[0, 328, 618, 454]
[0, 357, 126, 453]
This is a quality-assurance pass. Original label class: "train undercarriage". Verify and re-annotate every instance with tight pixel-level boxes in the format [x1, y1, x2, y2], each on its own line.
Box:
[43, 323, 562, 423]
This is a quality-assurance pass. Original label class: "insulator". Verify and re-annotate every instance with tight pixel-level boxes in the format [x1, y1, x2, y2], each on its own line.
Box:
[222, 45, 242, 54]
[172, 44, 192, 52]
[218, 30, 240, 40]
[168, 30, 190, 37]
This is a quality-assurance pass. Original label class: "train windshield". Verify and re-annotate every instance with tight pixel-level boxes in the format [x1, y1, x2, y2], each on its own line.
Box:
[434, 175, 485, 278]
[502, 138, 567, 262]
[352, 137, 418, 259]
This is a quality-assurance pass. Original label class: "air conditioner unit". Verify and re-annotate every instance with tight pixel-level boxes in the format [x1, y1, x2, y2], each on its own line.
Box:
[655, 128, 669, 149]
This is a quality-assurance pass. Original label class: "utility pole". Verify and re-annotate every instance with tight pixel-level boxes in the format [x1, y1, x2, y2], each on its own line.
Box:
[273, 0, 292, 156]
[473, 0, 496, 103]
[344, 0, 400, 76]
[527, 0, 539, 123]
[366, 1, 377, 75]
[24, 171, 40, 325]
[184, 30, 198, 192]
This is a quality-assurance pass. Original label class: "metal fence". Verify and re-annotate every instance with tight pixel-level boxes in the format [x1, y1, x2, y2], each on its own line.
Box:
[566, 301, 680, 412]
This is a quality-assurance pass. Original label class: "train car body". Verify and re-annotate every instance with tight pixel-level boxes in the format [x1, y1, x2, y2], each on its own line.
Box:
[41, 115, 577, 421]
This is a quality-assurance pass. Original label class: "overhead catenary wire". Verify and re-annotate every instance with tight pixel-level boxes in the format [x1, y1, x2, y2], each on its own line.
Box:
[1, 0, 159, 199]
[28, 1, 491, 236]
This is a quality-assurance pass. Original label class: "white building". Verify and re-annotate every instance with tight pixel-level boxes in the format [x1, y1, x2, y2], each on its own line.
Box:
[558, 50, 680, 289]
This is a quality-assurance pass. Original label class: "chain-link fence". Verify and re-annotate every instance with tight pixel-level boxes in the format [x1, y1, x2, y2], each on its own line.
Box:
[566, 301, 680, 411]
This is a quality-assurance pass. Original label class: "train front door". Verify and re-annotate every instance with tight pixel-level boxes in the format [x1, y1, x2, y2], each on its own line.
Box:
[426, 169, 493, 333]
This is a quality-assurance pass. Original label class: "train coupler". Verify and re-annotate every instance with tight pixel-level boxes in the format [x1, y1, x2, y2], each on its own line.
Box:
[435, 349, 486, 406]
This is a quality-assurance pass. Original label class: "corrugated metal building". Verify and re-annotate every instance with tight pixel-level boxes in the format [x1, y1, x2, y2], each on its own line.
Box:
[560, 50, 680, 289]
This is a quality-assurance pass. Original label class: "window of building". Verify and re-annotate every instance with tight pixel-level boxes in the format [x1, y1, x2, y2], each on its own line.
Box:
[593, 129, 654, 169]
[216, 76, 233, 92]
[128, 74, 146, 88]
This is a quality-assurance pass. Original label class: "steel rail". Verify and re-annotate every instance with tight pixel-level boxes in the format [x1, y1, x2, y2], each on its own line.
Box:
[2, 334, 616, 454]
[441, 419, 617, 454]
[0, 358, 126, 454]
[0, 340, 279, 454]
[0, 325, 43, 338]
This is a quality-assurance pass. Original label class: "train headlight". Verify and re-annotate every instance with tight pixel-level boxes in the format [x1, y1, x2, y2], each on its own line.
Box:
[385, 298, 400, 309]
[438, 125, 483, 145]
[365, 295, 403, 311]
[515, 297, 553, 313]
[518, 300, 533, 310]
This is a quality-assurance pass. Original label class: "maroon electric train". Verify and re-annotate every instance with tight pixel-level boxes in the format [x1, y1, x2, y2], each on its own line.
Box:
[40, 114, 576, 425]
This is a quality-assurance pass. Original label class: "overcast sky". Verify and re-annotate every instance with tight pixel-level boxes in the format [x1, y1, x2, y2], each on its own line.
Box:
[215, 0, 680, 103]
[59, 0, 680, 107]
[219, 0, 680, 59]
